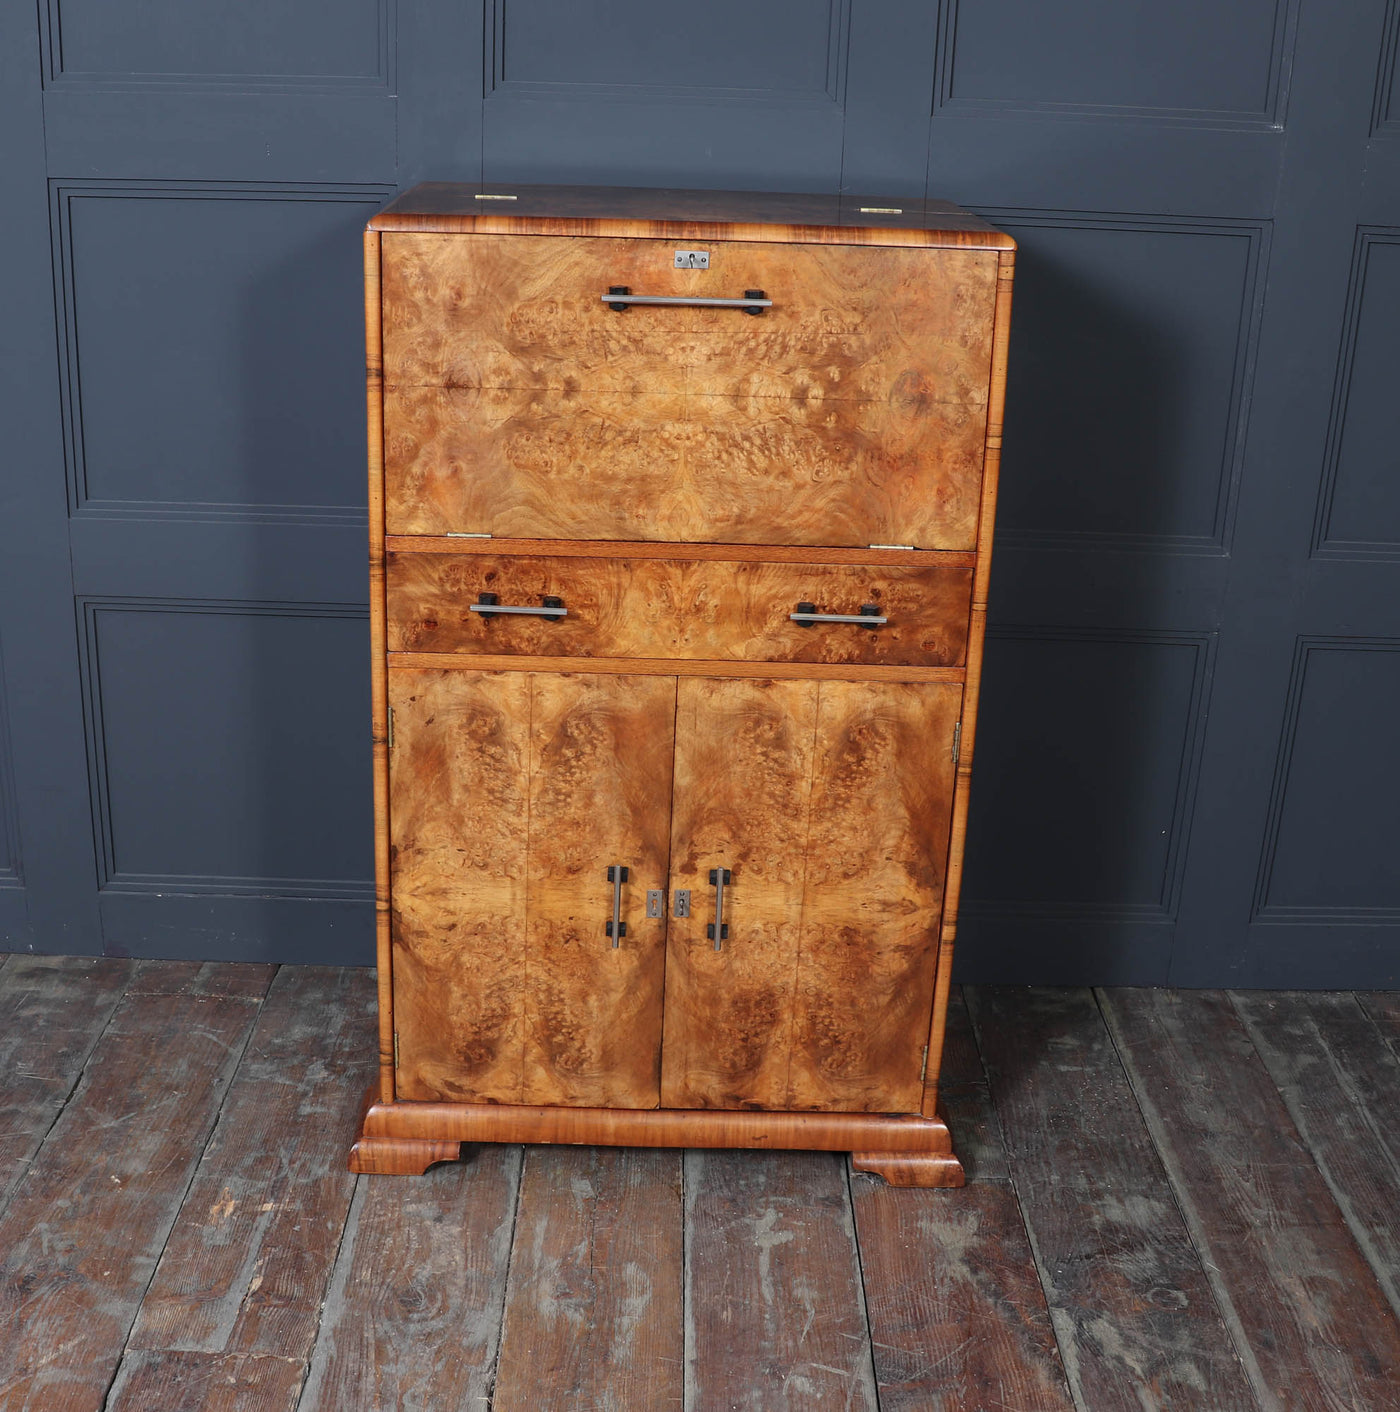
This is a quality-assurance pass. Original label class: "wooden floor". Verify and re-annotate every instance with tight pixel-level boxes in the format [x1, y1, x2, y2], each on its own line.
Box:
[2, 961, 1400, 1410]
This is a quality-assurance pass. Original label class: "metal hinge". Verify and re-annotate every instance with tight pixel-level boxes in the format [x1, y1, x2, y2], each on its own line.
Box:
[393, 1031, 400, 1069]
[387, 706, 394, 750]
[445, 531, 492, 538]
[919, 1046, 929, 1083]
[952, 721, 961, 764]
[869, 543, 917, 551]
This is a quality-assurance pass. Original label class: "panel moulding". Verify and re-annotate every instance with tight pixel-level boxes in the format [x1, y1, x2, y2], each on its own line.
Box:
[973, 208, 1271, 557]
[76, 596, 371, 900]
[49, 179, 394, 525]
[483, 0, 851, 107]
[959, 624, 1217, 925]
[38, 0, 397, 93]
[1252, 635, 1400, 925]
[1311, 227, 1400, 561]
[932, 0, 1298, 129]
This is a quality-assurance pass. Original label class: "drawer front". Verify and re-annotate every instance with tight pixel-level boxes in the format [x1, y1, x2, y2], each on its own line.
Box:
[386, 552, 972, 668]
[381, 233, 998, 549]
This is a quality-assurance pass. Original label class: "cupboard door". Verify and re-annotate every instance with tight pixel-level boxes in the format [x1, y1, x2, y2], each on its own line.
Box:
[389, 669, 676, 1108]
[661, 678, 961, 1113]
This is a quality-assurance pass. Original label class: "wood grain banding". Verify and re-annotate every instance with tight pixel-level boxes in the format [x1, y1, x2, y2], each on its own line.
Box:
[387, 551, 972, 667]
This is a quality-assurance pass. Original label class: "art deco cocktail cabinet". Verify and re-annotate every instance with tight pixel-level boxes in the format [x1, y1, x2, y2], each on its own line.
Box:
[349, 184, 1014, 1186]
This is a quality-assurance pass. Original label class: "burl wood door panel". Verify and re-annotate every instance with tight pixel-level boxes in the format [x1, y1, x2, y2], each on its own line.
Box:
[380, 233, 997, 548]
[389, 668, 676, 1107]
[661, 677, 961, 1113]
[386, 552, 973, 668]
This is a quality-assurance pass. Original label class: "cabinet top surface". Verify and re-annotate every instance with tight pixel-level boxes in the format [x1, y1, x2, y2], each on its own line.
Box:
[370, 182, 1015, 250]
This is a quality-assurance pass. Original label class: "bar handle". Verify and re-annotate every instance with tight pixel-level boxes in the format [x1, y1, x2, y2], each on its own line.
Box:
[470, 593, 567, 619]
[790, 602, 887, 629]
[604, 286, 770, 314]
[707, 868, 731, 950]
[605, 865, 628, 947]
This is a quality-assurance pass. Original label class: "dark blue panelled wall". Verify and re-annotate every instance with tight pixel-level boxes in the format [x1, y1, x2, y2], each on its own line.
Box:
[1, 1, 1398, 986]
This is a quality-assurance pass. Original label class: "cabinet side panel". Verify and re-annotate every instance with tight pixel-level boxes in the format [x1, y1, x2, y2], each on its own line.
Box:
[788, 681, 962, 1112]
[366, 228, 395, 1104]
[522, 674, 676, 1108]
[389, 669, 531, 1103]
[661, 678, 816, 1108]
[923, 248, 1016, 1113]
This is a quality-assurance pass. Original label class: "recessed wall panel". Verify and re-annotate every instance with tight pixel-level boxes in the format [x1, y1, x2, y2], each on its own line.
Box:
[82, 601, 372, 895]
[48, 0, 389, 86]
[961, 631, 1211, 918]
[992, 216, 1264, 550]
[941, 0, 1292, 123]
[1317, 232, 1400, 556]
[57, 187, 385, 519]
[1256, 641, 1400, 919]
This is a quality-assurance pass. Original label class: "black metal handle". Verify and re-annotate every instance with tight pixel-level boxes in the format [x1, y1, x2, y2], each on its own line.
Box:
[606, 865, 628, 945]
[707, 868, 731, 950]
[470, 592, 567, 619]
[790, 602, 887, 629]
[603, 286, 771, 314]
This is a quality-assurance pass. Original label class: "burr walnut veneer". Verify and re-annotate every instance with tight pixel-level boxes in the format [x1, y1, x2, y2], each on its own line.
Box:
[351, 184, 1015, 1186]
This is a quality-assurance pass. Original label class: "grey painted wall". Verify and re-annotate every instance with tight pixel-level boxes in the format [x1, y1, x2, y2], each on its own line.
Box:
[1, 1, 1398, 986]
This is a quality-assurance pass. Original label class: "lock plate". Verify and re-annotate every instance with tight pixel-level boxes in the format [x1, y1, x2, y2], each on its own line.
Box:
[646, 890, 664, 918]
[674, 249, 710, 269]
[673, 889, 691, 917]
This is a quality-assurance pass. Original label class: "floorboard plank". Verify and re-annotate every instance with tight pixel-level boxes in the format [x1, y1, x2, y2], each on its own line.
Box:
[493, 1146, 684, 1411]
[126, 961, 278, 1000]
[0, 956, 133, 1214]
[0, 986, 264, 1409]
[685, 1149, 878, 1411]
[852, 991, 1074, 1412]
[1103, 987, 1400, 1411]
[1359, 992, 1400, 1061]
[125, 967, 376, 1368]
[105, 1351, 303, 1412]
[298, 1146, 522, 1410]
[968, 986, 1256, 1410]
[1235, 991, 1400, 1321]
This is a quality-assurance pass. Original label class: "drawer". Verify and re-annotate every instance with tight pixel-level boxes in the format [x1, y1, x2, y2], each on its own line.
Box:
[380, 233, 998, 549]
[385, 551, 973, 669]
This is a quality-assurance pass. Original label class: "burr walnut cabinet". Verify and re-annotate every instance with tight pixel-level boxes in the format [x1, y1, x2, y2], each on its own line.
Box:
[349, 184, 1015, 1187]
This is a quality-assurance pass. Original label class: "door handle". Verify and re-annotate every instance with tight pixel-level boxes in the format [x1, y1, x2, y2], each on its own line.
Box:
[605, 865, 628, 946]
[790, 602, 887, 628]
[470, 593, 567, 618]
[604, 286, 770, 314]
[707, 868, 731, 950]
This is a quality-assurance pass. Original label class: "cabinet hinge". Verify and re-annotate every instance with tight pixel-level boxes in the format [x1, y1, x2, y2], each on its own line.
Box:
[952, 721, 961, 764]
[919, 1045, 929, 1084]
[386, 707, 394, 750]
[393, 1031, 400, 1069]
[868, 543, 917, 551]
[445, 531, 492, 538]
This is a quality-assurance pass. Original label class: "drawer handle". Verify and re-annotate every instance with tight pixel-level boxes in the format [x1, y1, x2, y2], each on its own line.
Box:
[606, 865, 628, 947]
[707, 868, 731, 951]
[470, 593, 567, 619]
[604, 285, 770, 314]
[790, 602, 887, 629]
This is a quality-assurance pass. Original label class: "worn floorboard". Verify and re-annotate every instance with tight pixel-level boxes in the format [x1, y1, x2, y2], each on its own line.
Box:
[0, 970, 267, 1409]
[3, 969, 1400, 1411]
[1104, 987, 1400, 1411]
[685, 1148, 879, 1411]
[851, 992, 1073, 1412]
[969, 986, 1257, 1410]
[297, 1145, 523, 1411]
[0, 957, 133, 1215]
[1235, 991, 1400, 1323]
[493, 1146, 685, 1411]
[125, 967, 377, 1367]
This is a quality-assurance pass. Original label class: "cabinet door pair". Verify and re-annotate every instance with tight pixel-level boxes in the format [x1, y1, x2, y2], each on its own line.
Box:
[388, 669, 961, 1114]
